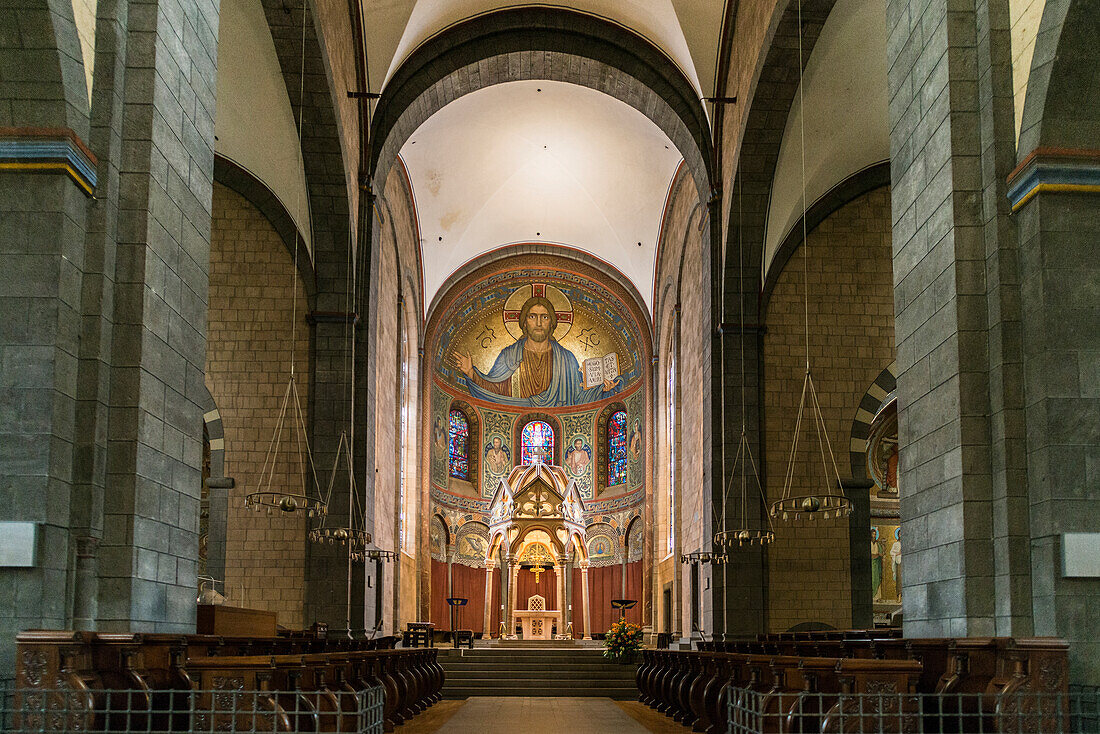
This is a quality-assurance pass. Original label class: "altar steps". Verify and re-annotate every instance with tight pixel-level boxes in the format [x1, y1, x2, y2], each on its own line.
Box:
[438, 648, 639, 699]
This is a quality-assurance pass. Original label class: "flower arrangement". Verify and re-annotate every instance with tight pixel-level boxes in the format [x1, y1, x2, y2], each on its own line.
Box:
[603, 619, 644, 663]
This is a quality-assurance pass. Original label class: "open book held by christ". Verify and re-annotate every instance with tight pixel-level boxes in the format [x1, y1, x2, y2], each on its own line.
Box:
[583, 352, 620, 389]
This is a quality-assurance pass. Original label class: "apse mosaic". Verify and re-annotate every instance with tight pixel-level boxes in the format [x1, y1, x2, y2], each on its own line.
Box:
[586, 524, 620, 567]
[455, 522, 490, 567]
[430, 257, 649, 513]
[436, 274, 644, 409]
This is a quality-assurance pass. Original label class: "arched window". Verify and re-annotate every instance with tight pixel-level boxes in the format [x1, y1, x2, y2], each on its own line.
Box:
[521, 420, 554, 465]
[448, 409, 470, 479]
[607, 410, 628, 486]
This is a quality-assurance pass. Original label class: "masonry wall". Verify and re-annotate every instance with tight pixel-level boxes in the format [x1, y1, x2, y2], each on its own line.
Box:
[206, 183, 310, 628]
[653, 166, 698, 637]
[763, 187, 895, 632]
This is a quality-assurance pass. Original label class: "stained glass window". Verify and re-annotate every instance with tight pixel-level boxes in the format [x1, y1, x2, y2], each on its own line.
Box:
[521, 420, 554, 465]
[608, 410, 627, 485]
[449, 410, 469, 479]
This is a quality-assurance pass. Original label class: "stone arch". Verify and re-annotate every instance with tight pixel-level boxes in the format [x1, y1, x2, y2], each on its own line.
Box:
[848, 364, 898, 479]
[213, 155, 316, 300]
[760, 165, 891, 316]
[1018, 0, 1098, 154]
[257, 0, 351, 287]
[512, 524, 567, 557]
[515, 413, 563, 466]
[722, 0, 840, 320]
[624, 515, 644, 563]
[198, 385, 231, 588]
[369, 7, 712, 200]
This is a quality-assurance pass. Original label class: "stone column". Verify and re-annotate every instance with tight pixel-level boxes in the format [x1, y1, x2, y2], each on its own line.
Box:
[447, 545, 455, 597]
[580, 561, 592, 640]
[555, 555, 566, 636]
[565, 554, 574, 637]
[508, 559, 520, 636]
[885, 0, 1029, 638]
[482, 560, 495, 636]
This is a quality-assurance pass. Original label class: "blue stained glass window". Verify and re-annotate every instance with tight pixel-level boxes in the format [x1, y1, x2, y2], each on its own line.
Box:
[449, 410, 469, 479]
[608, 410, 628, 485]
[521, 421, 554, 465]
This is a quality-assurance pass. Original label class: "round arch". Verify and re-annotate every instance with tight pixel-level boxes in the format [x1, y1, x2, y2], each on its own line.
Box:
[369, 7, 712, 200]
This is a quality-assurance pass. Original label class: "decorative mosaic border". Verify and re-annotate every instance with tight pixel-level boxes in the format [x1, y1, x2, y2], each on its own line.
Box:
[1007, 147, 1100, 213]
[0, 127, 97, 196]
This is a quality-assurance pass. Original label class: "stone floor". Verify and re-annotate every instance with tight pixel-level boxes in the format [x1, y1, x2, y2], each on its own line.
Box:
[394, 697, 695, 733]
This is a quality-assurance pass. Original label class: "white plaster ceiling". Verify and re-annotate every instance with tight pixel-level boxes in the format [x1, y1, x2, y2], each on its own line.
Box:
[762, 0, 889, 276]
[215, 0, 312, 251]
[362, 0, 724, 100]
[400, 80, 684, 311]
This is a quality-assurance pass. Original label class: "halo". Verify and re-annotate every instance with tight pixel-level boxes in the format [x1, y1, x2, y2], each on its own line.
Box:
[503, 283, 573, 341]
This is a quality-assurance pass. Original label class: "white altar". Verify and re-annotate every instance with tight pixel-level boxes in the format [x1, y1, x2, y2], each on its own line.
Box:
[515, 595, 560, 640]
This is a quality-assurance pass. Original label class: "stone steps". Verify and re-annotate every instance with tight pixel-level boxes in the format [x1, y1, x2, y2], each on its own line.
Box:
[439, 648, 639, 699]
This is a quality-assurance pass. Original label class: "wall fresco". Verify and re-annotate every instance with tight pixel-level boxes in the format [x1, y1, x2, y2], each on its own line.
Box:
[562, 411, 595, 498]
[436, 276, 643, 408]
[626, 391, 645, 490]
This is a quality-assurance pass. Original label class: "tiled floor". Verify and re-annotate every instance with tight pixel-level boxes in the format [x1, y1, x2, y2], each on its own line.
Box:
[394, 697, 695, 733]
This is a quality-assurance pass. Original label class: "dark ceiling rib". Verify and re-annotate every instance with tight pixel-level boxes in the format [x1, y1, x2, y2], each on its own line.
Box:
[723, 0, 838, 320]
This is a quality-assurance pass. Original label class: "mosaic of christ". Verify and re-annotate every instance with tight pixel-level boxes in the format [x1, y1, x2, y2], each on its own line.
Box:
[448, 283, 626, 408]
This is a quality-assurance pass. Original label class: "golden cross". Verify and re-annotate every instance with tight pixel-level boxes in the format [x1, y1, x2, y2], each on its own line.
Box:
[532, 565, 545, 584]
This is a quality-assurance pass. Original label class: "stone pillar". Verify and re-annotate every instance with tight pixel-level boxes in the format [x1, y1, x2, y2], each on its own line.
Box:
[565, 554, 574, 636]
[482, 560, 495, 636]
[885, 0, 1029, 637]
[581, 561, 592, 640]
[556, 555, 566, 635]
[508, 559, 520, 635]
[447, 545, 455, 597]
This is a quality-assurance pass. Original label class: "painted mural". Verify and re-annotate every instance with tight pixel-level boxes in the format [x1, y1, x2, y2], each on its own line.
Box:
[431, 390, 452, 487]
[871, 523, 902, 603]
[561, 411, 595, 497]
[481, 407, 517, 496]
[626, 391, 645, 490]
[436, 275, 643, 409]
[428, 254, 650, 525]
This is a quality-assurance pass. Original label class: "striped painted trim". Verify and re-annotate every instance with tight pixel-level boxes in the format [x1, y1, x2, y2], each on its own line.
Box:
[1007, 147, 1100, 212]
[849, 362, 897, 478]
[0, 127, 98, 196]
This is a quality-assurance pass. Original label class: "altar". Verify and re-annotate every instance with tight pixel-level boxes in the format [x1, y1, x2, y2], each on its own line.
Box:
[514, 609, 560, 640]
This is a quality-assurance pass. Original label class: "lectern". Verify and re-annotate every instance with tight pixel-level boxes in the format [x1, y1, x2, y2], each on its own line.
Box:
[446, 597, 468, 648]
[611, 599, 637, 620]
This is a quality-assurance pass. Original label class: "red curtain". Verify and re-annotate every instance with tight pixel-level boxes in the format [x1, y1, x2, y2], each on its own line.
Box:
[573, 561, 643, 636]
[450, 562, 488, 633]
[430, 559, 448, 628]
[515, 566, 559, 612]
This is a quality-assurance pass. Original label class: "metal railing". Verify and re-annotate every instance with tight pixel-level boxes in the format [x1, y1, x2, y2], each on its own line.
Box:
[727, 684, 1100, 733]
[0, 682, 385, 733]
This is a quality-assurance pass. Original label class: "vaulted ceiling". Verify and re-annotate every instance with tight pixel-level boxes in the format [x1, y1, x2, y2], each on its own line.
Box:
[401, 80, 683, 312]
[360, 0, 725, 314]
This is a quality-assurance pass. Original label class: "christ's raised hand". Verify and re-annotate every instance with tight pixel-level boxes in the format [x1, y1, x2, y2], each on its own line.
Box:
[451, 350, 474, 377]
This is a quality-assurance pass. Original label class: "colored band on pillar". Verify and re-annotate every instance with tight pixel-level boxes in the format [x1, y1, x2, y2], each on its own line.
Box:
[1007, 147, 1100, 213]
[0, 127, 98, 196]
